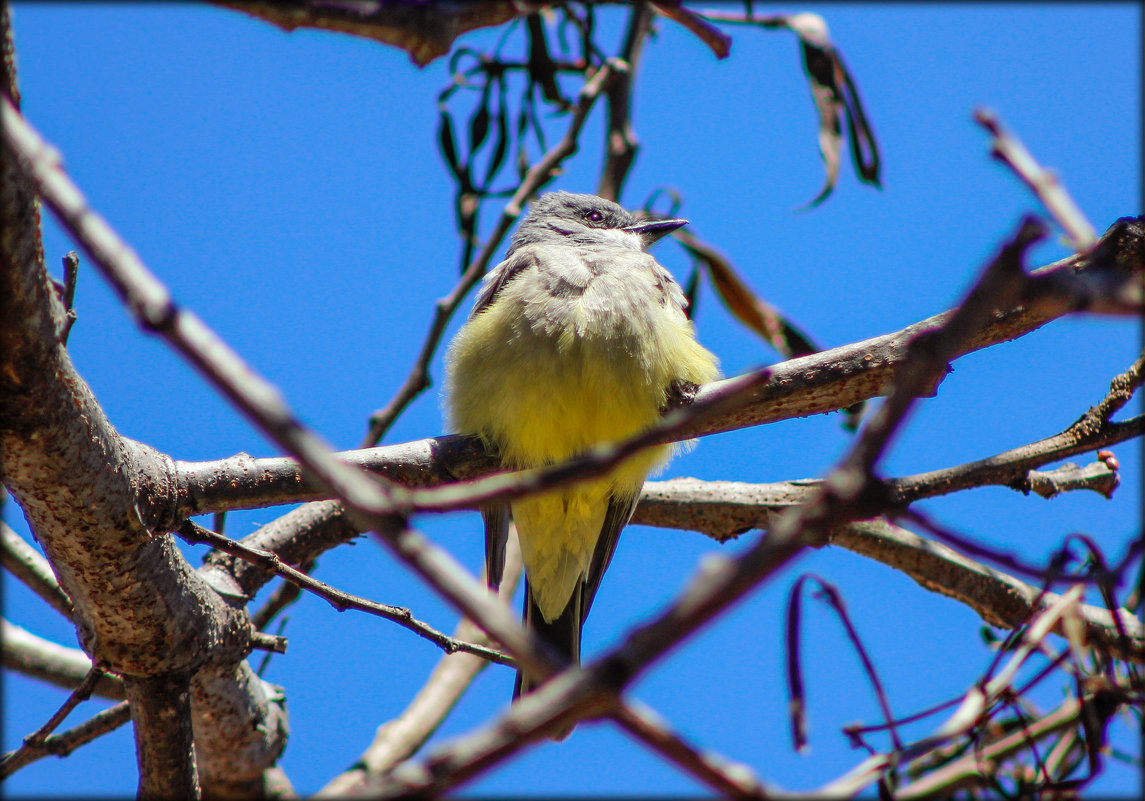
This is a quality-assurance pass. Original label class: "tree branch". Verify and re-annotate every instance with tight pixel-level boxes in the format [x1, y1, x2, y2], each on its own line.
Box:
[1, 88, 286, 794]
[125, 673, 199, 800]
[182, 520, 512, 665]
[211, 0, 521, 67]
[0, 620, 125, 700]
[596, 0, 651, 201]
[319, 533, 525, 794]
[1, 520, 74, 620]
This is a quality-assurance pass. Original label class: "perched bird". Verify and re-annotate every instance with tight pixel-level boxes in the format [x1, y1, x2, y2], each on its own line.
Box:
[445, 191, 718, 715]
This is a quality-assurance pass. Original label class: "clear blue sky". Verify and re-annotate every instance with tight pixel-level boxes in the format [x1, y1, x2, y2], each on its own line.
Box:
[3, 3, 1141, 797]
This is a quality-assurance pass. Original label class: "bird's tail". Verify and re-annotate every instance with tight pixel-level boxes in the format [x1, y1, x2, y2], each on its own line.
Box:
[514, 577, 582, 740]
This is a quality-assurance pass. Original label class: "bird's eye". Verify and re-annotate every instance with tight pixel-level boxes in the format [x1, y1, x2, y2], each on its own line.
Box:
[587, 210, 604, 223]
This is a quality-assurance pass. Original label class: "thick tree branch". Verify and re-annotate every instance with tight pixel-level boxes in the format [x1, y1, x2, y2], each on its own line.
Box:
[1, 88, 284, 793]
[1, 88, 562, 732]
[125, 673, 199, 800]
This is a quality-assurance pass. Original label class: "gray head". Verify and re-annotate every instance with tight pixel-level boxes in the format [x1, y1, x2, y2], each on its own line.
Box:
[508, 191, 687, 255]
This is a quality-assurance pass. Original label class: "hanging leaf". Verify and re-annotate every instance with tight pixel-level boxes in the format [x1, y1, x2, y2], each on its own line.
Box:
[677, 230, 817, 359]
[483, 74, 510, 187]
[511, 110, 526, 179]
[677, 227, 866, 429]
[838, 53, 881, 186]
[753, 13, 881, 208]
[526, 12, 570, 109]
[469, 84, 492, 156]
[437, 108, 466, 185]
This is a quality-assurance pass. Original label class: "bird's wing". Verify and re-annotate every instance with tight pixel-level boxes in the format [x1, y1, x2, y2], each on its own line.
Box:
[470, 248, 541, 318]
[580, 491, 641, 621]
[481, 502, 510, 590]
[515, 576, 582, 698]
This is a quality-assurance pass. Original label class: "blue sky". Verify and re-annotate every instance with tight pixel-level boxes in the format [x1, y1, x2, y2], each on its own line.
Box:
[3, 3, 1141, 797]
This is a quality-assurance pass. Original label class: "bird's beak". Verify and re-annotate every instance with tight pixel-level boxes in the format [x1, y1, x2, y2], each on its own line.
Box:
[624, 217, 688, 245]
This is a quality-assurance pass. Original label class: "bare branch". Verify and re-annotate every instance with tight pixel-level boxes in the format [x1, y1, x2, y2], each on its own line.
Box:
[596, 1, 651, 201]
[58, 251, 78, 344]
[611, 701, 772, 798]
[975, 107, 1098, 252]
[173, 216, 1144, 519]
[0, 701, 131, 778]
[634, 350, 1145, 537]
[1, 665, 110, 777]
[124, 673, 199, 799]
[829, 520, 1143, 664]
[320, 532, 525, 793]
[1025, 461, 1120, 500]
[0, 620, 125, 700]
[1, 520, 73, 620]
[182, 521, 512, 665]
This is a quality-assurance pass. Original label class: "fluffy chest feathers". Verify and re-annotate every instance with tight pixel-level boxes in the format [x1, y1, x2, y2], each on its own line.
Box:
[446, 243, 716, 467]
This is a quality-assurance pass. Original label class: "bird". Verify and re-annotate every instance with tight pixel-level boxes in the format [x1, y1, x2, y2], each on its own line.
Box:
[445, 191, 718, 724]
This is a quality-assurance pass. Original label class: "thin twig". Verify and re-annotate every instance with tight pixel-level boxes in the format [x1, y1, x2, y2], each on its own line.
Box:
[179, 521, 512, 666]
[251, 568, 309, 632]
[596, 1, 650, 201]
[0, 666, 111, 778]
[26, 666, 105, 746]
[974, 107, 1098, 252]
[611, 700, 772, 798]
[60, 250, 79, 344]
[0, 701, 132, 778]
[319, 532, 526, 794]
